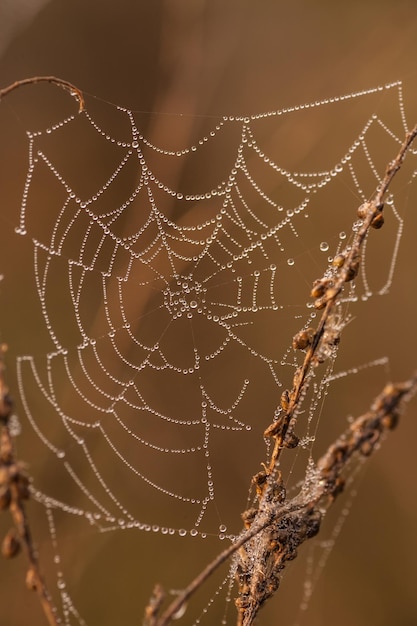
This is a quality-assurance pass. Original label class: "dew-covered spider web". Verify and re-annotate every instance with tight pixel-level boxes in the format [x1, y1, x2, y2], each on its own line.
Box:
[1, 79, 416, 625]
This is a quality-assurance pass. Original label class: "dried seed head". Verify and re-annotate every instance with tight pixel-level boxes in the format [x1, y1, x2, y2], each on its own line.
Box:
[252, 470, 267, 489]
[314, 296, 327, 310]
[381, 412, 399, 430]
[241, 507, 258, 529]
[283, 431, 299, 449]
[344, 257, 360, 282]
[292, 328, 314, 350]
[332, 253, 345, 268]
[280, 389, 290, 412]
[370, 211, 384, 229]
[357, 202, 371, 219]
[1, 529, 20, 559]
[310, 279, 327, 299]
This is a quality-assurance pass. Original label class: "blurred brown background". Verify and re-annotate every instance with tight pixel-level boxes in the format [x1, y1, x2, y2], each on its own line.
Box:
[1, 1, 417, 625]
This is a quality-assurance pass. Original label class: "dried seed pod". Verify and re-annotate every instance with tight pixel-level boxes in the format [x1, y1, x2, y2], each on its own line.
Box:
[283, 431, 299, 449]
[292, 328, 314, 351]
[314, 296, 327, 310]
[241, 507, 258, 529]
[1, 529, 20, 559]
[252, 470, 268, 496]
[332, 253, 345, 268]
[310, 279, 327, 298]
[370, 211, 384, 229]
[325, 287, 339, 301]
[357, 202, 371, 219]
[280, 389, 290, 412]
[0, 485, 11, 510]
[381, 411, 399, 430]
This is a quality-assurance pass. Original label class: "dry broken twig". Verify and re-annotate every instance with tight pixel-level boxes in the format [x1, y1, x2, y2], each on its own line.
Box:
[145, 122, 417, 626]
[0, 75, 85, 113]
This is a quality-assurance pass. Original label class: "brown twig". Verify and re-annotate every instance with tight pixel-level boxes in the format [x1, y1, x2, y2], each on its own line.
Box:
[0, 345, 59, 626]
[263, 122, 417, 473]
[0, 76, 85, 113]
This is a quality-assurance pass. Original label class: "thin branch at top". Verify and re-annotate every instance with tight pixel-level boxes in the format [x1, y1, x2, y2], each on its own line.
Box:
[0, 76, 85, 113]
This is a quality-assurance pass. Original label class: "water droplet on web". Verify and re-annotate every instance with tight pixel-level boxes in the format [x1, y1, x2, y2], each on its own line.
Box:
[287, 258, 295, 266]
[339, 231, 347, 240]
[319, 242, 329, 252]
[178, 529, 187, 537]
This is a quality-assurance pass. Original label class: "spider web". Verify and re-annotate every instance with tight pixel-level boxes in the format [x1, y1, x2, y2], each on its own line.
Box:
[2, 79, 416, 625]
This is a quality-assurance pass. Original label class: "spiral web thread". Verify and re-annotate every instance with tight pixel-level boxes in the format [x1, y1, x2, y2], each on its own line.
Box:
[8, 80, 416, 624]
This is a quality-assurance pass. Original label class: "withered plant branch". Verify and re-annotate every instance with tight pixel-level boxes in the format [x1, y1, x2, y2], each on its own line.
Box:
[145, 123, 417, 626]
[264, 122, 417, 474]
[234, 376, 417, 625]
[0, 345, 59, 626]
[145, 374, 417, 626]
[0, 76, 84, 112]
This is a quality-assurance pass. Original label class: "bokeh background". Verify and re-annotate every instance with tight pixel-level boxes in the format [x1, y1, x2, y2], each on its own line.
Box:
[1, 1, 417, 625]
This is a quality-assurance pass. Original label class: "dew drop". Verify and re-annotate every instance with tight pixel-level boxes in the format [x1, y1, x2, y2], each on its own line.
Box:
[287, 258, 295, 266]
[319, 241, 329, 252]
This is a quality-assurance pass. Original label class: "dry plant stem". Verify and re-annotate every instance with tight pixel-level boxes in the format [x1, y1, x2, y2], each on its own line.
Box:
[0, 348, 59, 626]
[145, 123, 417, 626]
[234, 376, 417, 626]
[0, 76, 85, 112]
[265, 121, 417, 474]
[146, 374, 417, 626]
